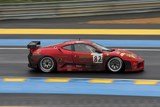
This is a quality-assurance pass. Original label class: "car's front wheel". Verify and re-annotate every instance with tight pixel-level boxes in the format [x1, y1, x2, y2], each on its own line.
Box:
[39, 56, 56, 73]
[107, 57, 123, 73]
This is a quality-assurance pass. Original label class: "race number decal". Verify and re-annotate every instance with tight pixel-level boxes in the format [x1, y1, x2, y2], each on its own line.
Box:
[91, 53, 103, 63]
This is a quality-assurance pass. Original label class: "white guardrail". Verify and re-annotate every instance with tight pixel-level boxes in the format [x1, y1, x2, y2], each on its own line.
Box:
[0, 0, 160, 20]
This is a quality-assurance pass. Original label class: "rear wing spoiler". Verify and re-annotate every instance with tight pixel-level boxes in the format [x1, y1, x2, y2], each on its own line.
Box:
[27, 41, 41, 49]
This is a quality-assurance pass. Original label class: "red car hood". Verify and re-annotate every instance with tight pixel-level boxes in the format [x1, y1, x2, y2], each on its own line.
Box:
[104, 48, 142, 60]
[107, 48, 134, 54]
[113, 48, 134, 54]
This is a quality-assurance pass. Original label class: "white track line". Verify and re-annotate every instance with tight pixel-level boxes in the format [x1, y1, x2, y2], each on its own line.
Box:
[126, 48, 160, 51]
[0, 48, 160, 51]
[0, 48, 26, 50]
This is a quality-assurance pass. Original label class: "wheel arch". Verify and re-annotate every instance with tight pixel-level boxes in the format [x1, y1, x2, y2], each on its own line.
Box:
[38, 55, 58, 72]
[105, 56, 125, 72]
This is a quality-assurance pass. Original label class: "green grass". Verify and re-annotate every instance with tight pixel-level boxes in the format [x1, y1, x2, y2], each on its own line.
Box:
[0, 0, 62, 3]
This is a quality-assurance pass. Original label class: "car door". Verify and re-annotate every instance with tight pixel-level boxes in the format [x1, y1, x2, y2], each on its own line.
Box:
[61, 44, 74, 64]
[72, 43, 104, 71]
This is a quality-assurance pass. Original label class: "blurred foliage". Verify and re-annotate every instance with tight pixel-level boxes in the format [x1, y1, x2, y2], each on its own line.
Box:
[0, 0, 61, 3]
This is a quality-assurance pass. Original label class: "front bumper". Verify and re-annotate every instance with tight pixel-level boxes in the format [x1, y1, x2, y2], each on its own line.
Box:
[132, 60, 144, 71]
[125, 59, 144, 72]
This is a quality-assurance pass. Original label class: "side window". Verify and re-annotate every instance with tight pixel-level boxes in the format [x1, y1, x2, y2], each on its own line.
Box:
[63, 45, 72, 51]
[74, 44, 96, 53]
[86, 45, 96, 53]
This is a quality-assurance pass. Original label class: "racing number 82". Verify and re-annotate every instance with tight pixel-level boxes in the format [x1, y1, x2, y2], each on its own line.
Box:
[93, 55, 102, 63]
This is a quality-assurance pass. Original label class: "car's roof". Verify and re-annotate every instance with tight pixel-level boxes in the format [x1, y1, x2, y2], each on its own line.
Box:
[61, 40, 93, 45]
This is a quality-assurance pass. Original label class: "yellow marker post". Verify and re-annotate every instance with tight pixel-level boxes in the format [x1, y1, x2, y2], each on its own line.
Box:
[134, 80, 159, 85]
[45, 78, 70, 83]
[89, 79, 113, 84]
[0, 29, 160, 35]
[3, 77, 26, 82]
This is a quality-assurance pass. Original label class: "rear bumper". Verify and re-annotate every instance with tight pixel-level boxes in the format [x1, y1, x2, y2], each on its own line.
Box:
[28, 54, 42, 69]
[28, 57, 37, 69]
[28, 63, 36, 69]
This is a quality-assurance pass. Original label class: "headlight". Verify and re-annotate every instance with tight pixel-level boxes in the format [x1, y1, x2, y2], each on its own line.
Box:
[120, 53, 136, 58]
[126, 54, 137, 58]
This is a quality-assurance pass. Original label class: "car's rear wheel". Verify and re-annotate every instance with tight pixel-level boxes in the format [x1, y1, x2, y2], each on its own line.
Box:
[107, 57, 123, 73]
[39, 56, 56, 73]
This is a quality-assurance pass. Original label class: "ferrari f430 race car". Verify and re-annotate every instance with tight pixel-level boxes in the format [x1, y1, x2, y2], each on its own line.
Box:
[27, 40, 144, 73]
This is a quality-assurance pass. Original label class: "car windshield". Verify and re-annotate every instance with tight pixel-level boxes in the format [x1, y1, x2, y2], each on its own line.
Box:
[93, 42, 109, 51]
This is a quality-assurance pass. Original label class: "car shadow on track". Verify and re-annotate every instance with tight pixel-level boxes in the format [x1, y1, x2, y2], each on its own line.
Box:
[28, 69, 144, 79]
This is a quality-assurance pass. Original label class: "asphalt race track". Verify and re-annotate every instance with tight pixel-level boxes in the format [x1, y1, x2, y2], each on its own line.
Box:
[0, 94, 160, 107]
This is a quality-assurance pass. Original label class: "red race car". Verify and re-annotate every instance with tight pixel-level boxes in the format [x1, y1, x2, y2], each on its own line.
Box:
[27, 40, 144, 73]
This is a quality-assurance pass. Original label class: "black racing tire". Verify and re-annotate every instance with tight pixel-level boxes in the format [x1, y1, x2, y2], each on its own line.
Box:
[106, 57, 124, 73]
[38, 56, 57, 73]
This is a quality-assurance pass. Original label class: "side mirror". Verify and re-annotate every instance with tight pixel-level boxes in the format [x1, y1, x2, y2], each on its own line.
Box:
[95, 50, 102, 53]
